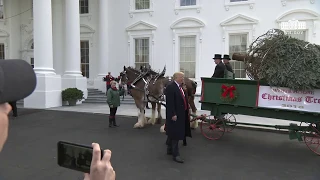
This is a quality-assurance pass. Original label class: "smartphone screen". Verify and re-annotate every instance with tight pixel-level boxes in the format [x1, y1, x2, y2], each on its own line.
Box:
[57, 141, 104, 173]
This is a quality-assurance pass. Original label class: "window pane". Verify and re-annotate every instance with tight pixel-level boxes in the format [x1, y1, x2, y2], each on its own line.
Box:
[180, 0, 186, 6]
[229, 34, 247, 78]
[85, 64, 89, 78]
[179, 36, 196, 78]
[0, 44, 4, 59]
[286, 30, 306, 41]
[80, 41, 89, 78]
[181, 0, 196, 6]
[30, 57, 35, 68]
[135, 38, 149, 68]
[135, 0, 150, 10]
[79, 0, 89, 14]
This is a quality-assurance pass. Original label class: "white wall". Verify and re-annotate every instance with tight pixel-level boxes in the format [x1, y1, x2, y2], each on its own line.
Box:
[106, 0, 320, 84]
[0, 0, 319, 90]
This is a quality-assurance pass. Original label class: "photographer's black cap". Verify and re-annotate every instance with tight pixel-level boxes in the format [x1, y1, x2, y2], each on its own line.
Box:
[0, 59, 36, 104]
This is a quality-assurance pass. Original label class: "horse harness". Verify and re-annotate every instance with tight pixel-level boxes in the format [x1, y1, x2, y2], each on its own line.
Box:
[120, 68, 166, 106]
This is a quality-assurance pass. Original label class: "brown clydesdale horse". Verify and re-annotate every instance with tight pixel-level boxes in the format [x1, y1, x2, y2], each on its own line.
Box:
[140, 67, 198, 131]
[119, 66, 198, 131]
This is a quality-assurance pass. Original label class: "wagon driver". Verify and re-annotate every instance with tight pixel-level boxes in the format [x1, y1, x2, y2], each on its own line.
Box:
[211, 54, 226, 78]
[164, 72, 191, 163]
[222, 54, 233, 73]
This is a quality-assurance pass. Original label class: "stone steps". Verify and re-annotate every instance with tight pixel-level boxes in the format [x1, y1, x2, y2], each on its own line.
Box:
[13, 88, 136, 106]
[84, 88, 135, 104]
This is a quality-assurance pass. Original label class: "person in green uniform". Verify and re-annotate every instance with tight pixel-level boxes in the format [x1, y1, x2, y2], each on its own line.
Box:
[107, 81, 124, 128]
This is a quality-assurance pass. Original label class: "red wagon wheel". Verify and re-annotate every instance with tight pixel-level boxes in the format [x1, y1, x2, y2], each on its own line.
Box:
[301, 122, 320, 156]
[223, 113, 237, 132]
[200, 115, 225, 140]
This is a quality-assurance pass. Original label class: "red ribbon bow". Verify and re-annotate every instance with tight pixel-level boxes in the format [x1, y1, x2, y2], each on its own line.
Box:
[221, 85, 236, 98]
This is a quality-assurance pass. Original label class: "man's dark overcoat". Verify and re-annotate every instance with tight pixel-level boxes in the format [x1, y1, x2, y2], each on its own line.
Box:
[212, 61, 226, 78]
[165, 81, 191, 140]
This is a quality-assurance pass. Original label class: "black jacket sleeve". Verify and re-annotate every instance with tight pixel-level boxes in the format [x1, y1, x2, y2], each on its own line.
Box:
[212, 63, 226, 78]
[165, 83, 176, 118]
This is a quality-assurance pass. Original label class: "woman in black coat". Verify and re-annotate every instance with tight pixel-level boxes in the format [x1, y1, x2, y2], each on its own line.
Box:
[182, 84, 192, 146]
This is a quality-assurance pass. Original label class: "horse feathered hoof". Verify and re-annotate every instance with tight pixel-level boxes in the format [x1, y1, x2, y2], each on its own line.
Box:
[160, 125, 166, 133]
[133, 122, 144, 128]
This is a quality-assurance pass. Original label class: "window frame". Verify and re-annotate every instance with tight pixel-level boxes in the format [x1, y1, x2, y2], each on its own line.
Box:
[129, 0, 154, 17]
[80, 40, 90, 78]
[224, 0, 255, 11]
[79, 0, 89, 14]
[171, 17, 204, 81]
[174, 0, 201, 14]
[220, 14, 258, 79]
[135, 0, 150, 10]
[228, 33, 248, 79]
[126, 21, 156, 68]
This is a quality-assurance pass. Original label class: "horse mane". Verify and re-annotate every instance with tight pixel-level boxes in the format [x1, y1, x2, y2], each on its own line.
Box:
[127, 66, 140, 72]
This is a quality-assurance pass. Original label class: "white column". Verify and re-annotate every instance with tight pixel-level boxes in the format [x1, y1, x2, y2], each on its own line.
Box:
[64, 0, 82, 76]
[33, 0, 55, 74]
[62, 0, 87, 100]
[24, 0, 62, 109]
[94, 0, 109, 92]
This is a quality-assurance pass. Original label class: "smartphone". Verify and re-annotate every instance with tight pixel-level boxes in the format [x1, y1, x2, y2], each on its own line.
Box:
[57, 141, 104, 173]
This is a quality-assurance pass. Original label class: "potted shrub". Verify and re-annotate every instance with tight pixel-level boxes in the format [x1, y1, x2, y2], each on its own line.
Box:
[62, 88, 84, 106]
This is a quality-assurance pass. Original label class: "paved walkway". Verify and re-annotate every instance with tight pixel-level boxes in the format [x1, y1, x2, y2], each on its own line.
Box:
[47, 101, 299, 131]
[0, 109, 319, 180]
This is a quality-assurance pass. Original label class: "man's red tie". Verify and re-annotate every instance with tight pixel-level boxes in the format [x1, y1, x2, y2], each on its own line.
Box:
[179, 86, 187, 110]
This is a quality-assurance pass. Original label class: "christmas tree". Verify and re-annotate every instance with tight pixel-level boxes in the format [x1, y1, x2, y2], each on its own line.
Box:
[232, 29, 320, 91]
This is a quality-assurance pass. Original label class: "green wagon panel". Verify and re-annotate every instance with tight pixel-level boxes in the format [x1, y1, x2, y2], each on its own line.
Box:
[201, 103, 320, 123]
[200, 78, 263, 107]
[200, 77, 320, 124]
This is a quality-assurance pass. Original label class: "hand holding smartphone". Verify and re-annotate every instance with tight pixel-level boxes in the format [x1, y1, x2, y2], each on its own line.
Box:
[57, 141, 116, 180]
[57, 141, 104, 173]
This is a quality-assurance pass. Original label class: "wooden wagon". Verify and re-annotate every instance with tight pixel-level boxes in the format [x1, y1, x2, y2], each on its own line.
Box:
[191, 77, 320, 156]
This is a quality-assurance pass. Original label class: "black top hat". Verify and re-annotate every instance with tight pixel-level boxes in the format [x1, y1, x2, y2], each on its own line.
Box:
[212, 54, 222, 60]
[222, 54, 231, 60]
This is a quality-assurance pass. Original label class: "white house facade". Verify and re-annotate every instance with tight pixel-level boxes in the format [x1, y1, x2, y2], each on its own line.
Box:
[0, 0, 319, 108]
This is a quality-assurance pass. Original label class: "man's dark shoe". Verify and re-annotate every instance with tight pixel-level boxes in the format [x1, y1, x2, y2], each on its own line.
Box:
[167, 151, 172, 155]
[173, 156, 184, 163]
[183, 139, 187, 146]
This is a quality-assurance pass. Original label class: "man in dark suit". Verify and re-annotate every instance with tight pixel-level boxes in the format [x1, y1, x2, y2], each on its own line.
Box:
[212, 54, 226, 78]
[223, 54, 233, 73]
[165, 72, 191, 163]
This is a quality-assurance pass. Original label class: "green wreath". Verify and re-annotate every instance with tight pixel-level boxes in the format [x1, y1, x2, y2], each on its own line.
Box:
[220, 84, 238, 103]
